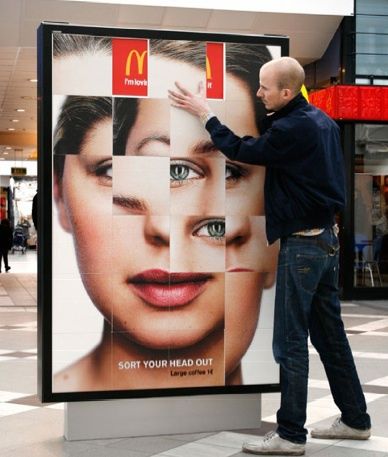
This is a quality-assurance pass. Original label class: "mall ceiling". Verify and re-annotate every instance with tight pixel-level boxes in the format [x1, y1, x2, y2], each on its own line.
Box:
[0, 0, 346, 160]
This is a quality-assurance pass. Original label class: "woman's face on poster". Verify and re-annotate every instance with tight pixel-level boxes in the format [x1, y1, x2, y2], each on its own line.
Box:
[55, 55, 277, 374]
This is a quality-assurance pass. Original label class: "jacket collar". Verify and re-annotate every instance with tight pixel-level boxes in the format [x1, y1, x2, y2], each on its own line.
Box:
[268, 92, 308, 121]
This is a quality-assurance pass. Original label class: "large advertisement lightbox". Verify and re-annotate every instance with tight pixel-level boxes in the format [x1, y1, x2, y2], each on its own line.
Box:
[38, 23, 288, 402]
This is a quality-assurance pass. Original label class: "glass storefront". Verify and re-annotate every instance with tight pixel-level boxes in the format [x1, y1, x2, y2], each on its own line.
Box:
[354, 124, 388, 288]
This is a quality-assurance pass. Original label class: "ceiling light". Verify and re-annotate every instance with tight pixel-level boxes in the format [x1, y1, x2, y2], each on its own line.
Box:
[16, 108, 25, 112]
[29, 78, 38, 83]
[5, 146, 12, 150]
[11, 119, 19, 123]
[3, 152, 9, 155]
[7, 128, 15, 131]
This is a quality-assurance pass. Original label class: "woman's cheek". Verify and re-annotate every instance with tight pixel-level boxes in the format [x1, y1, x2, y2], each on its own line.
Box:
[224, 273, 263, 375]
[63, 172, 113, 274]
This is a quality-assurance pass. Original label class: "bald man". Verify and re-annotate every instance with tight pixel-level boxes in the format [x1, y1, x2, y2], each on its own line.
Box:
[169, 56, 371, 455]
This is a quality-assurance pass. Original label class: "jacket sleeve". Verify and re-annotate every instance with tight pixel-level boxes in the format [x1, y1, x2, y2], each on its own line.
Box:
[205, 116, 301, 167]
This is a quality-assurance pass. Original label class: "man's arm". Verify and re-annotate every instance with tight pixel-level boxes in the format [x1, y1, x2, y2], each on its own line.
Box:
[205, 116, 288, 166]
[168, 81, 291, 167]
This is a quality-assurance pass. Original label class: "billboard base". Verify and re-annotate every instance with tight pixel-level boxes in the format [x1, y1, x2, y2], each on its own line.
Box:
[64, 393, 261, 440]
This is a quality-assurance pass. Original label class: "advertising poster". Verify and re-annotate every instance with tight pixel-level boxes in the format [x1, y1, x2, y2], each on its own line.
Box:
[40, 24, 287, 401]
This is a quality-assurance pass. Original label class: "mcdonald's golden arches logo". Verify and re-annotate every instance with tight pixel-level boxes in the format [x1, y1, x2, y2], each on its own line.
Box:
[206, 56, 212, 80]
[126, 49, 148, 77]
[206, 42, 224, 99]
[113, 38, 148, 96]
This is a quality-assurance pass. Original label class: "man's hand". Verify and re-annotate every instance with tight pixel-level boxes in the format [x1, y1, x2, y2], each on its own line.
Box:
[168, 81, 212, 118]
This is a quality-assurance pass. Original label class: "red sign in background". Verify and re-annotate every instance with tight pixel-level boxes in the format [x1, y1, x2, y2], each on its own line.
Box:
[206, 43, 224, 99]
[309, 85, 388, 121]
[112, 38, 148, 96]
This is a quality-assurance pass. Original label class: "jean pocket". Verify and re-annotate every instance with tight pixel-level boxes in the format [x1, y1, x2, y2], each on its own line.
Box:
[295, 253, 325, 294]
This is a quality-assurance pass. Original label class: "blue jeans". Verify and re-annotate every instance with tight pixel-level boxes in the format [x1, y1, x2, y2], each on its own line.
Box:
[273, 227, 371, 444]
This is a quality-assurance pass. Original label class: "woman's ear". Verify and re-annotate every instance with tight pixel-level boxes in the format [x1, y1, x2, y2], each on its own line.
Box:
[263, 271, 276, 289]
[53, 172, 72, 233]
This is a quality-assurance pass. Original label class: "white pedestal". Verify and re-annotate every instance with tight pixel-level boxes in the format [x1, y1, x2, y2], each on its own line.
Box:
[64, 393, 261, 441]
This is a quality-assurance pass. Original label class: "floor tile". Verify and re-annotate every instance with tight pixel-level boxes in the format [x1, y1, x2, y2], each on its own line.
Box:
[0, 402, 37, 416]
[153, 441, 238, 457]
[107, 435, 189, 453]
[335, 436, 388, 453]
[312, 445, 386, 456]
[366, 376, 388, 387]
[0, 391, 26, 402]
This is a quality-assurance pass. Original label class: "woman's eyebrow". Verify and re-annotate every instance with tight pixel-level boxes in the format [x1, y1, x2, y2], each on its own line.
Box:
[113, 194, 148, 213]
[192, 140, 220, 155]
[136, 134, 170, 151]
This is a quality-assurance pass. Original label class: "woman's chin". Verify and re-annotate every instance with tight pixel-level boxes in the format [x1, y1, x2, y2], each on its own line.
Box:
[134, 331, 212, 351]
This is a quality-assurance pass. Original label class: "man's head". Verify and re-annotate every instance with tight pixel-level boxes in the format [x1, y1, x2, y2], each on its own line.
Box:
[257, 56, 305, 112]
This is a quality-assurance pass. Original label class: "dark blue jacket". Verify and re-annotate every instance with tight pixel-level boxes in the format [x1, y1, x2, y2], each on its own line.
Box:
[205, 93, 346, 244]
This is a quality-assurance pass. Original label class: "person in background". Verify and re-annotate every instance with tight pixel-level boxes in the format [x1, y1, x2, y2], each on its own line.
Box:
[0, 219, 12, 273]
[169, 56, 371, 456]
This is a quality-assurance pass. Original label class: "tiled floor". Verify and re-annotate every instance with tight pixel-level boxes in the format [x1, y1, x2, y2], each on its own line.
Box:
[1, 250, 388, 456]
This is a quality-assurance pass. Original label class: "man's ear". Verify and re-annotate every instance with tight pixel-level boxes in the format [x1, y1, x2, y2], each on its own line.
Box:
[283, 88, 292, 99]
[53, 173, 72, 233]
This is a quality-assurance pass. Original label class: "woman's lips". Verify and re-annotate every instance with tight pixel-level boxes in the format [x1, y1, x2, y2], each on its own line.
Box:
[128, 269, 212, 307]
[227, 268, 254, 273]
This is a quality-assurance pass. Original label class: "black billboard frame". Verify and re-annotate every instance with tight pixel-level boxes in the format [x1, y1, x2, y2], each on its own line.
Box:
[37, 22, 288, 403]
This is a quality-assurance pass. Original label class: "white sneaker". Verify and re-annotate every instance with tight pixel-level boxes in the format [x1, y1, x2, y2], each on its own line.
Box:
[242, 431, 305, 455]
[311, 417, 371, 440]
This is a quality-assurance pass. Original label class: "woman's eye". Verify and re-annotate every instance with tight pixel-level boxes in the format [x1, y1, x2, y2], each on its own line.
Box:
[94, 161, 112, 185]
[193, 219, 225, 243]
[170, 160, 204, 187]
[225, 162, 247, 186]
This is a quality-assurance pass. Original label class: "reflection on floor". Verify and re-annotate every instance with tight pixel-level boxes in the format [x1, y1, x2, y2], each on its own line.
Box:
[1, 251, 388, 457]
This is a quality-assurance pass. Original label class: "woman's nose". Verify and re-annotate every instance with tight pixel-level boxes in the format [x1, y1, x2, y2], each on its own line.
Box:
[144, 215, 170, 247]
[226, 216, 251, 247]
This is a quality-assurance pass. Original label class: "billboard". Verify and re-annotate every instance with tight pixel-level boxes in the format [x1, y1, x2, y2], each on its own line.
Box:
[38, 23, 288, 402]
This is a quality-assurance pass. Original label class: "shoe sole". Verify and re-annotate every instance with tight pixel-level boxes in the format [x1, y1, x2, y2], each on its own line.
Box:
[311, 433, 370, 440]
[242, 448, 305, 456]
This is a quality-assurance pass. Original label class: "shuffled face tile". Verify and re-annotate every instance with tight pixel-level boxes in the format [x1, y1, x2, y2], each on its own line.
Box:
[170, 215, 225, 273]
[148, 40, 206, 99]
[54, 152, 113, 275]
[224, 272, 264, 385]
[224, 272, 263, 332]
[53, 34, 112, 96]
[52, 277, 106, 335]
[170, 107, 209, 159]
[111, 215, 170, 276]
[166, 273, 225, 387]
[110, 331, 170, 390]
[52, 330, 111, 393]
[225, 99, 258, 137]
[113, 156, 169, 215]
[170, 157, 225, 216]
[224, 41, 271, 103]
[170, 100, 225, 160]
[225, 159, 265, 216]
[114, 98, 170, 157]
[226, 216, 278, 273]
[167, 328, 225, 388]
